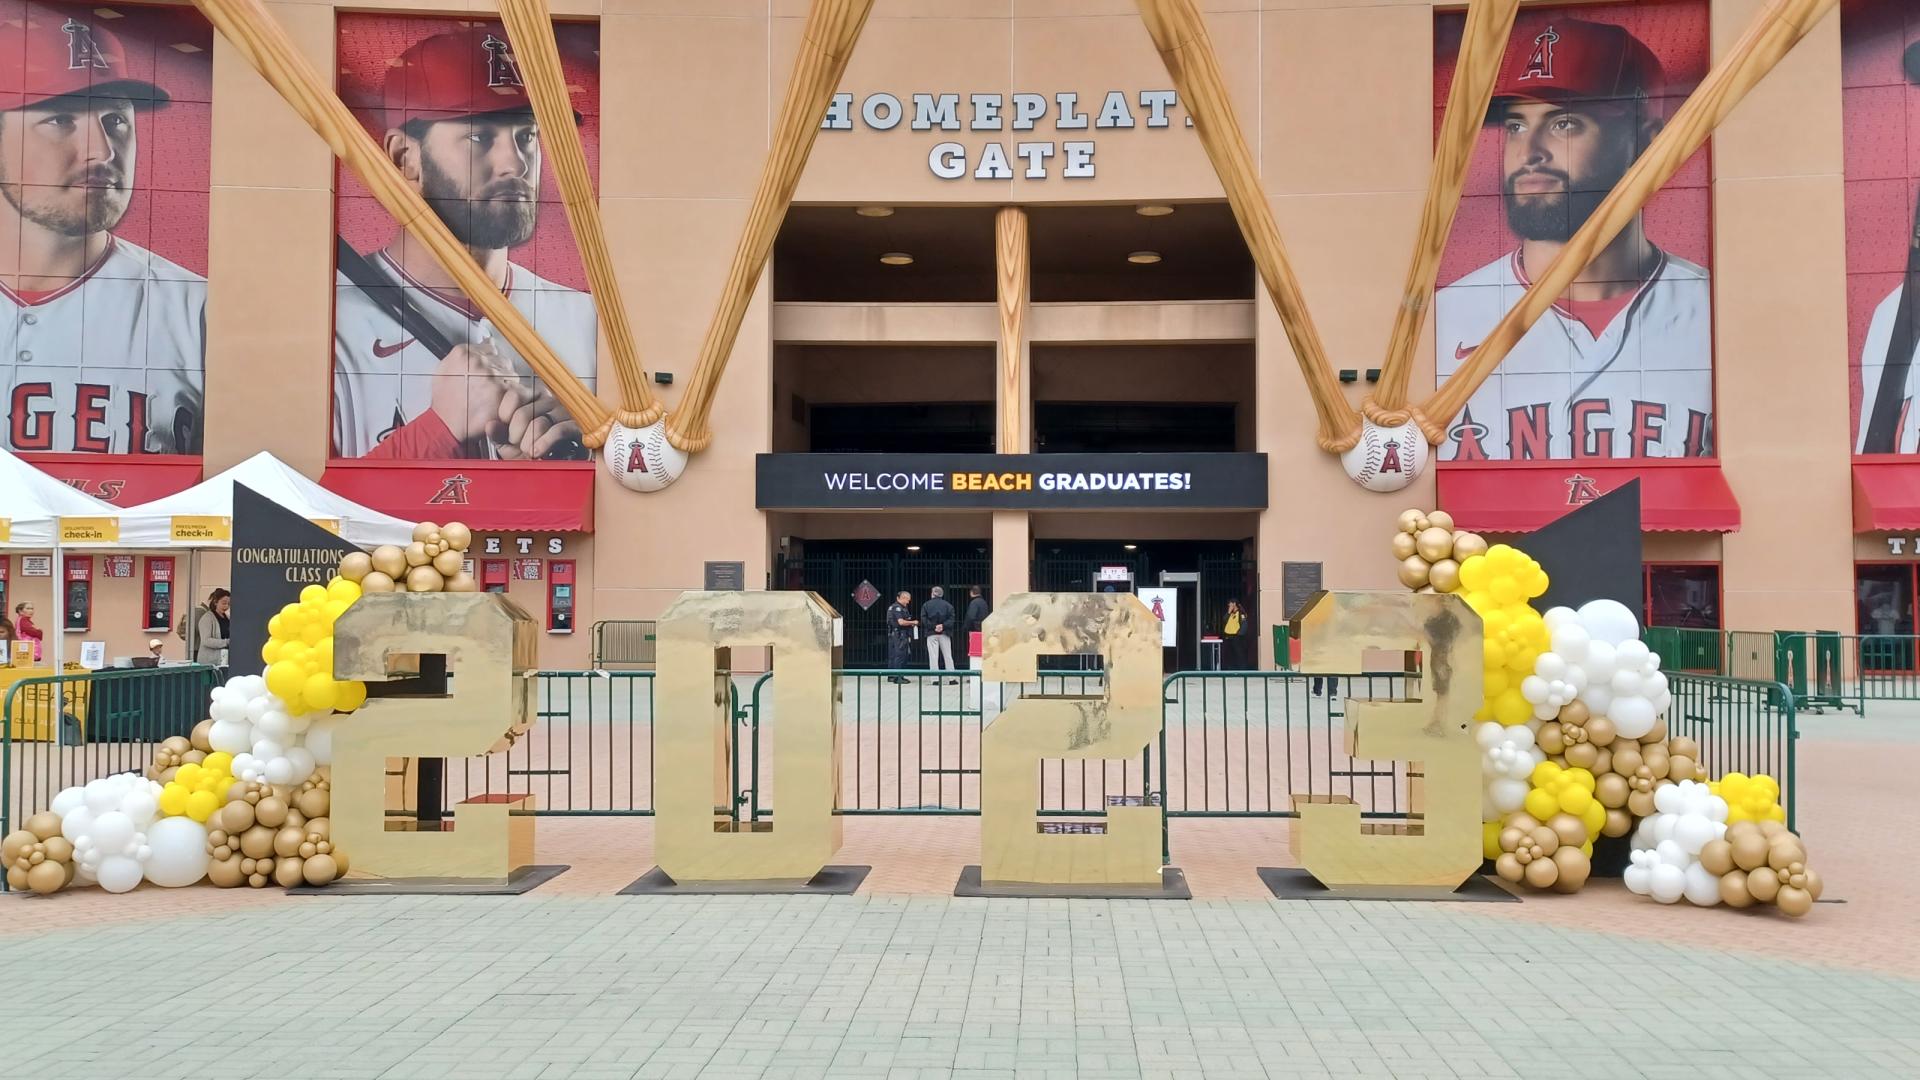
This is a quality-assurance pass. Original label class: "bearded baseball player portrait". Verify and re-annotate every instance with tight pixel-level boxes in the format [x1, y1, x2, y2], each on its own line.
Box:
[331, 19, 599, 462]
[1, 1, 209, 456]
[1849, 29, 1920, 456]
[1435, 10, 1714, 463]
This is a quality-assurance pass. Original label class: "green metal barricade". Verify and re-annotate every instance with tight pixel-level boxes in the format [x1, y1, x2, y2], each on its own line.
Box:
[1664, 672, 1798, 830]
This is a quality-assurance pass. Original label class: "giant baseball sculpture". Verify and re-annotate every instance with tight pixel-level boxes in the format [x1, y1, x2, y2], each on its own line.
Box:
[198, 0, 1837, 494]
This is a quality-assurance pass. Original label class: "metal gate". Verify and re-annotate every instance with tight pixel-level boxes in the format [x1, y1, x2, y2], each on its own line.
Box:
[778, 555, 991, 667]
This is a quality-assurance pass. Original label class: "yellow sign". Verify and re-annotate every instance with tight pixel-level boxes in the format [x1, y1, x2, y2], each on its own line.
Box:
[0, 518, 9, 543]
[58, 517, 118, 543]
[309, 518, 341, 535]
[170, 515, 231, 543]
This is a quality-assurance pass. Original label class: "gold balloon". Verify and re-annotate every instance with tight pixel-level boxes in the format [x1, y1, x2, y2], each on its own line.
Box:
[1397, 556, 1431, 589]
[406, 566, 447, 593]
[1523, 857, 1559, 889]
[412, 521, 440, 543]
[1610, 747, 1642, 778]
[1425, 510, 1455, 532]
[332, 848, 350, 877]
[1699, 838, 1735, 877]
[1642, 745, 1670, 780]
[1564, 743, 1598, 770]
[1396, 509, 1425, 534]
[222, 800, 256, 834]
[360, 570, 397, 594]
[303, 853, 339, 886]
[1549, 847, 1590, 893]
[26, 860, 66, 894]
[43, 836, 72, 864]
[1802, 868, 1823, 902]
[1559, 701, 1590, 729]
[296, 788, 330, 819]
[1428, 559, 1462, 594]
[274, 857, 307, 889]
[190, 719, 215, 753]
[1547, 813, 1586, 849]
[255, 797, 288, 829]
[442, 523, 473, 552]
[1450, 532, 1489, 560]
[445, 572, 481, 594]
[1415, 527, 1454, 563]
[370, 545, 407, 578]
[274, 826, 305, 859]
[5, 865, 25, 891]
[1626, 789, 1656, 818]
[1602, 808, 1634, 838]
[339, 551, 373, 583]
[1640, 718, 1669, 745]
[1669, 736, 1700, 760]
[1757, 820, 1788, 839]
[2, 830, 34, 865]
[1768, 838, 1807, 871]
[1528, 825, 1560, 856]
[431, 550, 465, 578]
[1590, 746, 1612, 777]
[25, 812, 62, 841]
[1730, 830, 1770, 873]
[403, 541, 431, 568]
[240, 825, 276, 860]
[1537, 722, 1565, 756]
[1746, 867, 1781, 903]
[1668, 754, 1697, 784]
[1584, 717, 1617, 748]
[1498, 826, 1525, 853]
[1775, 885, 1812, 917]
[1391, 532, 1419, 561]
[1719, 869, 1754, 908]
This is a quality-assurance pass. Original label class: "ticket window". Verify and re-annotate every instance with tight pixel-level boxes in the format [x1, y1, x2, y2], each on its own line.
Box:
[548, 560, 576, 634]
[144, 557, 175, 632]
[481, 559, 510, 595]
[64, 556, 91, 633]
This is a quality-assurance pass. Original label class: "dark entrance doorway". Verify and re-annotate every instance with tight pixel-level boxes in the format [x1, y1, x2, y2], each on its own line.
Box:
[1031, 540, 1256, 671]
[777, 539, 991, 667]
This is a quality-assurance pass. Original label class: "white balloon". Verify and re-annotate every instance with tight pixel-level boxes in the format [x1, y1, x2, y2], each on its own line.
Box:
[1610, 669, 1645, 698]
[95, 854, 144, 894]
[1475, 722, 1504, 750]
[143, 818, 210, 887]
[1653, 783, 1683, 815]
[264, 757, 295, 786]
[1550, 625, 1591, 661]
[245, 695, 272, 723]
[286, 747, 316, 785]
[209, 697, 246, 725]
[1521, 675, 1549, 704]
[1682, 861, 1723, 907]
[1582, 686, 1615, 719]
[1649, 862, 1686, 904]
[89, 811, 135, 855]
[1583, 641, 1618, 682]
[120, 788, 159, 827]
[254, 710, 291, 742]
[1624, 858, 1652, 896]
[1489, 778, 1530, 813]
[1674, 814, 1717, 855]
[49, 785, 85, 817]
[83, 780, 121, 813]
[232, 753, 258, 780]
[252, 738, 286, 762]
[208, 720, 252, 754]
[1615, 639, 1652, 667]
[1534, 653, 1568, 681]
[60, 806, 95, 843]
[283, 710, 313, 735]
[305, 720, 335, 766]
[1543, 606, 1579, 632]
[1609, 696, 1657, 741]
[1577, 599, 1641, 646]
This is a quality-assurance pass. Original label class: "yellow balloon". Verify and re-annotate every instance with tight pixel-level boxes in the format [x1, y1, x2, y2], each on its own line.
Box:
[335, 680, 368, 712]
[203, 751, 233, 775]
[1523, 789, 1557, 822]
[1580, 800, 1606, 838]
[281, 641, 309, 664]
[300, 584, 328, 606]
[1559, 785, 1593, 815]
[267, 614, 284, 638]
[261, 641, 282, 665]
[300, 621, 325, 645]
[266, 661, 305, 702]
[185, 790, 219, 822]
[158, 785, 189, 817]
[1483, 820, 1503, 860]
[327, 576, 362, 604]
[304, 673, 339, 714]
[175, 763, 204, 788]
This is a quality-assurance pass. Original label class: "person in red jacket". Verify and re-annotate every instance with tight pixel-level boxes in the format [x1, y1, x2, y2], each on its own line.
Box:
[14, 602, 43, 662]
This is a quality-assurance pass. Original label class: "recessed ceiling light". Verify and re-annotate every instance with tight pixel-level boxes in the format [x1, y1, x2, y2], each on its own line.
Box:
[1126, 251, 1162, 265]
[1135, 204, 1175, 217]
[1123, 544, 1138, 551]
[856, 205, 895, 217]
[879, 252, 914, 266]
[905, 544, 922, 552]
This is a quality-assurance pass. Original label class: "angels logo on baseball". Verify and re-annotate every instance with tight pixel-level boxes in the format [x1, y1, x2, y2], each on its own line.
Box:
[1341, 418, 1428, 493]
[604, 421, 689, 493]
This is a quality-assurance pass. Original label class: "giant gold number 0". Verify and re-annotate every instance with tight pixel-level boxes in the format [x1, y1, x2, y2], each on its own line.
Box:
[980, 592, 1163, 885]
[654, 591, 842, 883]
[1290, 590, 1482, 895]
[330, 592, 539, 881]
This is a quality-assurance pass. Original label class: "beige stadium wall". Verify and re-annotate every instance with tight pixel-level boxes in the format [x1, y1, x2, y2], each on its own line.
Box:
[179, 0, 1856, 675]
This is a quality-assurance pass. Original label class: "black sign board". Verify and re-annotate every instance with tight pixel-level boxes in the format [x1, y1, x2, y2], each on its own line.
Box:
[704, 561, 746, 591]
[1281, 562, 1324, 622]
[229, 483, 363, 677]
[756, 453, 1269, 510]
[1524, 479, 1644, 616]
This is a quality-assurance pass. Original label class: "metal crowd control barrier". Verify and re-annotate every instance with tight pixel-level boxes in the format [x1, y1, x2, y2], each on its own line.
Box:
[1772, 632, 1920, 714]
[2, 665, 225, 867]
[590, 621, 657, 669]
[1665, 672, 1798, 830]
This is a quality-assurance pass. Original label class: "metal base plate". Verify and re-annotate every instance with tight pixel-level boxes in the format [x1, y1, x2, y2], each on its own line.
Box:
[618, 865, 871, 895]
[287, 864, 569, 896]
[1257, 867, 1518, 902]
[953, 865, 1192, 899]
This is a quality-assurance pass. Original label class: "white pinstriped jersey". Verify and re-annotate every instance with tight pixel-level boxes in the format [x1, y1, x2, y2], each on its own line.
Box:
[1434, 248, 1714, 461]
[1854, 284, 1920, 453]
[331, 251, 597, 458]
[2, 237, 205, 454]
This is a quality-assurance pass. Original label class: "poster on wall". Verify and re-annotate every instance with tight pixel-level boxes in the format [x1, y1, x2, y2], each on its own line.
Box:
[331, 15, 600, 463]
[1, 1, 211, 455]
[1845, 0, 1920, 453]
[1433, 2, 1714, 462]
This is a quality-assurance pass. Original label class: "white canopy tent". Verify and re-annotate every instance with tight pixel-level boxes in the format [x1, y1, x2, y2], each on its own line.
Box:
[112, 451, 417, 550]
[0, 448, 121, 676]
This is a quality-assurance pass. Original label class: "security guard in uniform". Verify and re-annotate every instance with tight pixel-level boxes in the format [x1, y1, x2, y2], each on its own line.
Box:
[885, 590, 917, 682]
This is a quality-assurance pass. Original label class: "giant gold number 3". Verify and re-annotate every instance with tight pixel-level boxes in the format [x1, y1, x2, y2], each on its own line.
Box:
[980, 592, 1163, 885]
[654, 590, 842, 883]
[1290, 590, 1482, 895]
[330, 592, 540, 882]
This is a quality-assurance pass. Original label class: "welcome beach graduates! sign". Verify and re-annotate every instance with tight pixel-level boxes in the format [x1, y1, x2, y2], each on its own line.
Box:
[756, 453, 1268, 510]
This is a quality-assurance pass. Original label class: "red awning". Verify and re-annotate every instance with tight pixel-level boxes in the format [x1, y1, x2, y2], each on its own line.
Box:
[1437, 460, 1739, 533]
[24, 453, 202, 505]
[1851, 458, 1920, 532]
[322, 460, 595, 532]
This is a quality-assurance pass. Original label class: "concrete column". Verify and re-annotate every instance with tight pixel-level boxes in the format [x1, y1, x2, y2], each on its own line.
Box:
[994, 207, 1032, 601]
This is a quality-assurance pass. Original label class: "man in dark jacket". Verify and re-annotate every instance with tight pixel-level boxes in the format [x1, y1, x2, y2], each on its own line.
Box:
[962, 586, 989, 643]
[885, 590, 916, 682]
[921, 586, 958, 682]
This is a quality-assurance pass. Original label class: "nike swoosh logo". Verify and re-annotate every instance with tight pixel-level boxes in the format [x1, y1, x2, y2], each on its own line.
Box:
[372, 337, 415, 358]
[1454, 342, 1480, 360]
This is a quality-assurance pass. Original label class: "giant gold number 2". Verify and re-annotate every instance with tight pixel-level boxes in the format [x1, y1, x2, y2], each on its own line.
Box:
[654, 591, 842, 883]
[980, 592, 1163, 885]
[330, 592, 540, 882]
[1290, 590, 1482, 895]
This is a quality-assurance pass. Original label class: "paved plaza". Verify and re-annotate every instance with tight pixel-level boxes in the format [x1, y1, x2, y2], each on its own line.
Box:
[2, 702, 1915, 1079]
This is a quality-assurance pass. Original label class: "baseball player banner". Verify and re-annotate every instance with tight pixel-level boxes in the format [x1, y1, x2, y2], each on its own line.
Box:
[1433, 2, 1714, 462]
[332, 15, 600, 464]
[1, 1, 211, 456]
[1845, 0, 1920, 455]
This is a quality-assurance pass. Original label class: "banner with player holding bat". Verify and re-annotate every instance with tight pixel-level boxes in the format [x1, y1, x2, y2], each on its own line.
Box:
[1847, 0, 1920, 456]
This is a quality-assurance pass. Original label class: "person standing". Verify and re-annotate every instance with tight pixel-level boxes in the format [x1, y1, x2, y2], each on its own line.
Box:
[1222, 599, 1249, 671]
[195, 589, 230, 668]
[921, 586, 957, 683]
[963, 586, 990, 642]
[885, 590, 916, 683]
[14, 602, 43, 662]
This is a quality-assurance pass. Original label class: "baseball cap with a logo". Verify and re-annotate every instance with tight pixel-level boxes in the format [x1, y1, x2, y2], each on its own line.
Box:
[383, 26, 579, 129]
[1, 2, 172, 112]
[1490, 18, 1665, 114]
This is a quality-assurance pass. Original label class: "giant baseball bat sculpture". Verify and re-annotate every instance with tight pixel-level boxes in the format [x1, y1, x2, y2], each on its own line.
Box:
[1418, 0, 1839, 442]
[663, 0, 875, 455]
[1137, 0, 1359, 452]
[1367, 0, 1519, 424]
[499, 0, 662, 429]
[189, 0, 613, 442]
